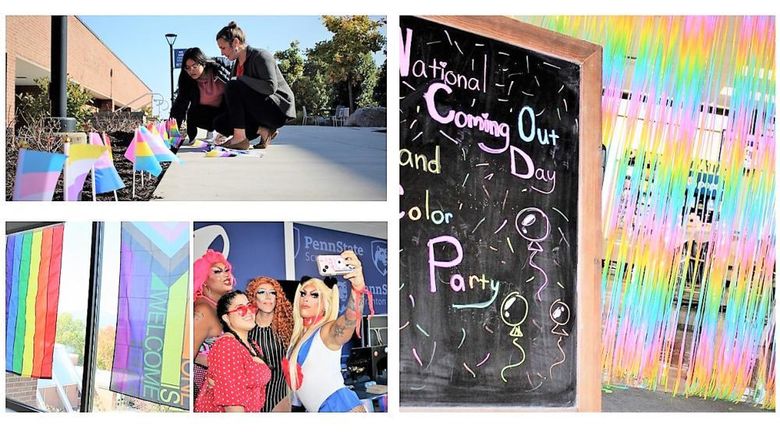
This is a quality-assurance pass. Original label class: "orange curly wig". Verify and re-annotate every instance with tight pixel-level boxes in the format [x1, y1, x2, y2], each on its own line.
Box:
[245, 276, 293, 348]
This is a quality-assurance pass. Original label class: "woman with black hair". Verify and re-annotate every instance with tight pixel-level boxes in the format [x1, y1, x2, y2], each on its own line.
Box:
[169, 47, 231, 144]
[194, 291, 271, 412]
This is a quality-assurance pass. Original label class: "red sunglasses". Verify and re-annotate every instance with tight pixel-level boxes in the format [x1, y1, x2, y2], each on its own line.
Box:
[226, 303, 257, 317]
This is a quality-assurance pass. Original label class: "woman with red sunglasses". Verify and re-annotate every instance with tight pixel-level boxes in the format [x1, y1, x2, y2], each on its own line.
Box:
[195, 291, 271, 412]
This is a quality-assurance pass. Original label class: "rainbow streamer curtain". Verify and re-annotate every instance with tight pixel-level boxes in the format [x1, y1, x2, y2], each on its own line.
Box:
[520, 16, 775, 408]
[5, 224, 65, 379]
[110, 222, 190, 410]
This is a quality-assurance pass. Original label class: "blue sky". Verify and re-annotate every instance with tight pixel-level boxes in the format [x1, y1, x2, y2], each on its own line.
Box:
[78, 16, 386, 117]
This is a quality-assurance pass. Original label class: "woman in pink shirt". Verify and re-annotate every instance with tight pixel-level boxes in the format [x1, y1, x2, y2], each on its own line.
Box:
[170, 47, 231, 144]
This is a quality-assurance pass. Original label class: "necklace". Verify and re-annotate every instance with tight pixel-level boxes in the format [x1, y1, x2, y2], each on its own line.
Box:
[199, 294, 218, 308]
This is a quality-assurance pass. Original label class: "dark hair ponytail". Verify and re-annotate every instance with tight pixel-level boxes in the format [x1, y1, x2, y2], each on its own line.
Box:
[216, 290, 259, 358]
[216, 21, 246, 44]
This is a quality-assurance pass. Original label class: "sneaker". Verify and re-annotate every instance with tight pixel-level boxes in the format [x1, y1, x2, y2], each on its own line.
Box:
[203, 131, 215, 143]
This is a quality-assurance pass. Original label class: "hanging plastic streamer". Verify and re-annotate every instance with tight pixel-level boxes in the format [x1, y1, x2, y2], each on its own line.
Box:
[519, 16, 775, 408]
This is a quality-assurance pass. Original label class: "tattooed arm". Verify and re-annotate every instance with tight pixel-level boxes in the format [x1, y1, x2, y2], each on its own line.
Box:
[323, 250, 366, 350]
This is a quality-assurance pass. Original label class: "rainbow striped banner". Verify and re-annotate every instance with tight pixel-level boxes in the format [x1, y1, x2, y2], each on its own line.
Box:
[110, 222, 190, 409]
[124, 128, 163, 177]
[521, 16, 775, 408]
[12, 148, 67, 201]
[5, 224, 65, 378]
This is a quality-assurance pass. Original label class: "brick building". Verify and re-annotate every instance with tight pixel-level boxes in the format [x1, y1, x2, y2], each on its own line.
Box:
[6, 16, 152, 123]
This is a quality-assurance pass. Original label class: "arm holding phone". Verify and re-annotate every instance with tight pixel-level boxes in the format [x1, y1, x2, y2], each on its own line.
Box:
[321, 250, 367, 350]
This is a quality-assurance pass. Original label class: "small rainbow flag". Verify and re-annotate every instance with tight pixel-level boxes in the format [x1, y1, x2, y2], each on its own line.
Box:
[12, 148, 67, 201]
[65, 143, 108, 201]
[90, 132, 125, 194]
[167, 119, 183, 147]
[5, 223, 65, 378]
[124, 128, 163, 177]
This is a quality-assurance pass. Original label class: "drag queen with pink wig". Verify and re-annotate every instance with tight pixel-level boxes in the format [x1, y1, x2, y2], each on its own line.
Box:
[192, 249, 235, 398]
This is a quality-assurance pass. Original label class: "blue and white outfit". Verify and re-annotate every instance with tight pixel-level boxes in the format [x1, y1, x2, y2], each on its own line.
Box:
[292, 328, 361, 412]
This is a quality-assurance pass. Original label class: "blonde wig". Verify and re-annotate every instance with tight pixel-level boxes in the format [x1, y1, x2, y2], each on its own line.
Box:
[287, 277, 340, 390]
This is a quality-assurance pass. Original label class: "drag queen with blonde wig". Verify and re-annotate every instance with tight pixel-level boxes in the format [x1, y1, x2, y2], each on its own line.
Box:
[284, 250, 371, 412]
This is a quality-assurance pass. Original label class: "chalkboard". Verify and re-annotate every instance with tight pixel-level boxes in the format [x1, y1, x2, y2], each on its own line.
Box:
[399, 16, 602, 410]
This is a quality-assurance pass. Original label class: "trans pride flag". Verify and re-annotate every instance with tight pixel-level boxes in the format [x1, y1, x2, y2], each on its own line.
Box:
[89, 132, 125, 194]
[12, 148, 67, 201]
[5, 224, 64, 378]
[111, 222, 190, 410]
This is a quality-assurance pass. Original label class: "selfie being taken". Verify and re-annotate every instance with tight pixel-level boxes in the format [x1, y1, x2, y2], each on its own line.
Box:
[191, 222, 388, 413]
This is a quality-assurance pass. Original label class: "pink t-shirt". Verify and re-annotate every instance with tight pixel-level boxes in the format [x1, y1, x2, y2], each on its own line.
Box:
[197, 72, 225, 107]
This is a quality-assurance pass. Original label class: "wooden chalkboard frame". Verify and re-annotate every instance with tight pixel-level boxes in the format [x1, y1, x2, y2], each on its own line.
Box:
[400, 15, 602, 412]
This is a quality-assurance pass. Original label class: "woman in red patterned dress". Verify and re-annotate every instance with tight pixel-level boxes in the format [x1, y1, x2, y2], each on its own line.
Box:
[194, 290, 271, 412]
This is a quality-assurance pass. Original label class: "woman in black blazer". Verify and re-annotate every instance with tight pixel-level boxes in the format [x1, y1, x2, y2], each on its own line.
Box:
[214, 22, 296, 150]
[170, 48, 231, 144]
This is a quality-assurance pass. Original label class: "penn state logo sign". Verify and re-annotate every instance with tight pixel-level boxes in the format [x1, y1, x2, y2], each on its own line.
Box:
[371, 240, 388, 276]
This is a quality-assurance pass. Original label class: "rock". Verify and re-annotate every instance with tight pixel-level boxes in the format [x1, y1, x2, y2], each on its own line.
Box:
[346, 107, 386, 127]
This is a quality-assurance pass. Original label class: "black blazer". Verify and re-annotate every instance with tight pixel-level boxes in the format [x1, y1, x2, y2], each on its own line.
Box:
[170, 57, 232, 124]
[231, 46, 296, 121]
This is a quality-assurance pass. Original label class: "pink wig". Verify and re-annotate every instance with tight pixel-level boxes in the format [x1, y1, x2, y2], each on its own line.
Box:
[193, 249, 234, 302]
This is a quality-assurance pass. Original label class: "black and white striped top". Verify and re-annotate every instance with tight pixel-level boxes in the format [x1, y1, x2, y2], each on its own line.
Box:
[248, 325, 287, 412]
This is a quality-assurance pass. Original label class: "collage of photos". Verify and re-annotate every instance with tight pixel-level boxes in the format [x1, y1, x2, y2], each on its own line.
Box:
[1, 4, 777, 437]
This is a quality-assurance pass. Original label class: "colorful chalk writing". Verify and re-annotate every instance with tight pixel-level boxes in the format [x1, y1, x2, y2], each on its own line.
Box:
[399, 16, 580, 407]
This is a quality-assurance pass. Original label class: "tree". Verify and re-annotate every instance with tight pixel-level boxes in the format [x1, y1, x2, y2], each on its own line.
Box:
[321, 16, 386, 112]
[55, 313, 86, 365]
[293, 42, 335, 119]
[355, 52, 379, 108]
[97, 325, 116, 371]
[275, 40, 305, 87]
[332, 52, 379, 109]
[373, 59, 387, 107]
[15, 76, 94, 130]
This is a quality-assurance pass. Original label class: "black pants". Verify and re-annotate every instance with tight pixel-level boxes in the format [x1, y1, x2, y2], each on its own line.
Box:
[186, 104, 222, 140]
[214, 79, 287, 140]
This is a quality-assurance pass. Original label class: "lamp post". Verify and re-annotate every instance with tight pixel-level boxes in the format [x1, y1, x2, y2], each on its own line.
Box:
[165, 33, 177, 110]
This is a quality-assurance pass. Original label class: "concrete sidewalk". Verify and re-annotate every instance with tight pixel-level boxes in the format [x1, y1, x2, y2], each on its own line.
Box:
[603, 387, 771, 412]
[153, 126, 387, 201]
